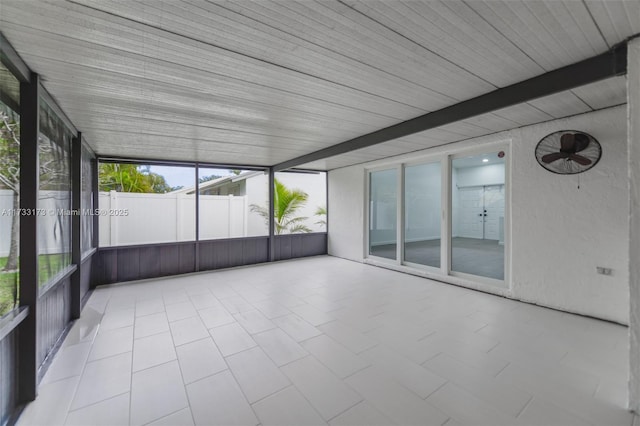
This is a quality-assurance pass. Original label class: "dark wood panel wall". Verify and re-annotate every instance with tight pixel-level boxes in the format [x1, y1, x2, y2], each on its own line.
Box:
[0, 329, 17, 426]
[93, 234, 327, 286]
[80, 255, 94, 307]
[273, 234, 328, 261]
[36, 278, 71, 373]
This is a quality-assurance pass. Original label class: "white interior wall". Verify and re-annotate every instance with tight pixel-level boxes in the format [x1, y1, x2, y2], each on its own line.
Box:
[451, 164, 505, 238]
[455, 163, 505, 187]
[328, 105, 629, 324]
[405, 163, 440, 242]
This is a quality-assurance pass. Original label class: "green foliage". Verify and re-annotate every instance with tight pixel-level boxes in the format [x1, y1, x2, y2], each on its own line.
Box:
[0, 110, 21, 274]
[315, 206, 327, 226]
[0, 253, 68, 316]
[199, 174, 223, 184]
[0, 256, 18, 317]
[250, 179, 311, 234]
[0, 269, 17, 317]
[0, 110, 20, 192]
[37, 253, 69, 287]
[99, 163, 173, 193]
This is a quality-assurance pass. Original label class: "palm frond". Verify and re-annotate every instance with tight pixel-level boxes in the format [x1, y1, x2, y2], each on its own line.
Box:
[288, 224, 312, 233]
[251, 179, 311, 234]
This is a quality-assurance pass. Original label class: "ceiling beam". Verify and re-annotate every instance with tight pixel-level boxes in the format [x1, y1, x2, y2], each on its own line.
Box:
[273, 41, 629, 172]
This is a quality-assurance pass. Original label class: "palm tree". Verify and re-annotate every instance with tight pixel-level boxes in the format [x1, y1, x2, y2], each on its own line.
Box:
[98, 163, 173, 193]
[250, 179, 311, 234]
[314, 206, 327, 227]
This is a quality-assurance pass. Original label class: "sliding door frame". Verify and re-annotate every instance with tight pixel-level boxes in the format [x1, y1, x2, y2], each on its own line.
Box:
[364, 164, 402, 263]
[448, 143, 511, 288]
[401, 156, 446, 275]
[364, 141, 511, 291]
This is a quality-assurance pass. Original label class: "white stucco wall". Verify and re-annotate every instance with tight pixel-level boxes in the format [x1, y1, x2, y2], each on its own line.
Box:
[328, 105, 629, 324]
[328, 166, 364, 261]
[510, 106, 628, 323]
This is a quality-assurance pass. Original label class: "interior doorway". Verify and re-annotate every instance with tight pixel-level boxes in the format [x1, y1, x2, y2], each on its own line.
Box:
[457, 184, 504, 241]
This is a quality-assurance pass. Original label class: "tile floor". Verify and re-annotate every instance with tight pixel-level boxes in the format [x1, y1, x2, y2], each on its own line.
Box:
[17, 256, 635, 426]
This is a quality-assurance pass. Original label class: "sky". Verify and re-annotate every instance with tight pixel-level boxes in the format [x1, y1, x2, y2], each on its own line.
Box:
[148, 166, 236, 189]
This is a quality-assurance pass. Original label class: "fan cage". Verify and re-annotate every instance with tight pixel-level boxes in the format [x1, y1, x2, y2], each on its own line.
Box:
[534, 130, 602, 175]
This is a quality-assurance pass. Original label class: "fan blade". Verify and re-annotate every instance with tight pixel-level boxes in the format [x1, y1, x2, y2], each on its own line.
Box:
[569, 154, 592, 166]
[541, 152, 569, 163]
[573, 133, 590, 152]
[560, 133, 576, 153]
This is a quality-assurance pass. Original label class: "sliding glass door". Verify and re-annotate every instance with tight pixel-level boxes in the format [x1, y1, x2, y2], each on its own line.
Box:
[451, 152, 505, 280]
[404, 162, 441, 268]
[369, 168, 397, 260]
[366, 146, 508, 286]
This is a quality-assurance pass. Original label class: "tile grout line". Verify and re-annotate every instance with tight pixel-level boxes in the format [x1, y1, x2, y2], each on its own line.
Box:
[55, 317, 104, 424]
[514, 394, 535, 419]
[221, 350, 273, 424]
[128, 304, 138, 426]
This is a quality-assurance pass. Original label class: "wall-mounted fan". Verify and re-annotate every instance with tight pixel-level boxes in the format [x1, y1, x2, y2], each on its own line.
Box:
[535, 131, 602, 174]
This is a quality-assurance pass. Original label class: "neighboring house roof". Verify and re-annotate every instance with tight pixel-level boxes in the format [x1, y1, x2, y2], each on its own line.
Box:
[170, 170, 265, 194]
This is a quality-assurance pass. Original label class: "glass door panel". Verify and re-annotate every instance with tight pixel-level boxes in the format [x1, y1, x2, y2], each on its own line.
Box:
[369, 169, 397, 260]
[404, 162, 441, 268]
[451, 153, 505, 280]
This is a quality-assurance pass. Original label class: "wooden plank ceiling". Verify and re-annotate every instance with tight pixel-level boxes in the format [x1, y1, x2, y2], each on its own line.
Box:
[0, 0, 637, 170]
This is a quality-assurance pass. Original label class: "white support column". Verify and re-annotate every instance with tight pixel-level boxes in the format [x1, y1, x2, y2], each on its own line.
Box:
[628, 36, 640, 413]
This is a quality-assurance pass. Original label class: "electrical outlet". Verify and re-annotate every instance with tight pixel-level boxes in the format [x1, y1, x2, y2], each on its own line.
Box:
[596, 266, 613, 276]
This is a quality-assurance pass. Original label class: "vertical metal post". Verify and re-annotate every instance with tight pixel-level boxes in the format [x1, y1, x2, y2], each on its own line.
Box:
[397, 165, 404, 264]
[194, 163, 200, 272]
[91, 158, 99, 250]
[70, 133, 82, 319]
[325, 171, 329, 253]
[268, 167, 275, 261]
[18, 72, 39, 402]
[441, 156, 451, 276]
